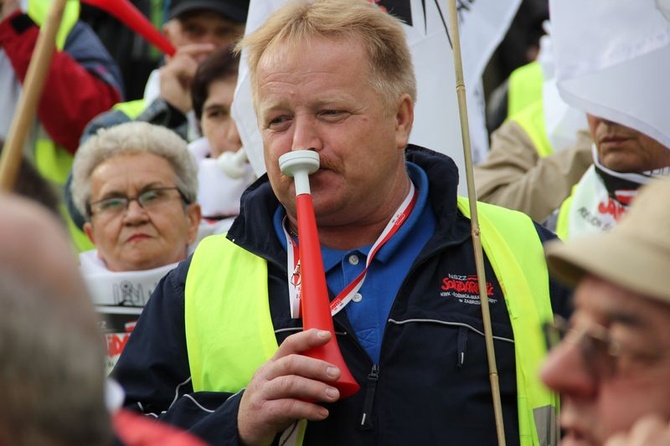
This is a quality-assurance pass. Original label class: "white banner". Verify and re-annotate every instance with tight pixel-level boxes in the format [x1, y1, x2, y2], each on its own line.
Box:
[550, 0, 670, 149]
[232, 0, 520, 195]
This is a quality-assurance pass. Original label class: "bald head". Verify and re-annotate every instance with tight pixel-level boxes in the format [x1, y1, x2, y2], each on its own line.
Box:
[0, 193, 91, 308]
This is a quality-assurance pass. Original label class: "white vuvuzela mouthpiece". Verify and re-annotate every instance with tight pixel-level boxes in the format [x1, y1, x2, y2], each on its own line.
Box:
[278, 151, 320, 195]
[217, 148, 248, 179]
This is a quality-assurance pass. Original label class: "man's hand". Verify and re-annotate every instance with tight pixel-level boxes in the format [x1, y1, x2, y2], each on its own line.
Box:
[159, 43, 215, 113]
[238, 329, 343, 446]
[605, 415, 670, 446]
[1, 0, 20, 22]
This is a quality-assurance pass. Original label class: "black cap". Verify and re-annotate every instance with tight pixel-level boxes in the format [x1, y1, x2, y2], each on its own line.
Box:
[167, 0, 249, 23]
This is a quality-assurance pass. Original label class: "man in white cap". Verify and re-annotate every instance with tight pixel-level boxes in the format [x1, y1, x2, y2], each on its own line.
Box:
[541, 178, 670, 445]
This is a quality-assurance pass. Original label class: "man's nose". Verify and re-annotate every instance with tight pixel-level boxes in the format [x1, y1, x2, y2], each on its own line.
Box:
[540, 341, 598, 399]
[291, 115, 322, 152]
[226, 122, 242, 149]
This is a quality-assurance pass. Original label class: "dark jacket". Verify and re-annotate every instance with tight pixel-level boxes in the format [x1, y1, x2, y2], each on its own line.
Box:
[113, 145, 572, 445]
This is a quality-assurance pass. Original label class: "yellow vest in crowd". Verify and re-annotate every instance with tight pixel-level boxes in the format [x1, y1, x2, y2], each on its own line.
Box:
[183, 197, 559, 446]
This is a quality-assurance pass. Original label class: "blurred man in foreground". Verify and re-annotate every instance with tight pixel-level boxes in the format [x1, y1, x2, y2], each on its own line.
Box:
[542, 179, 670, 446]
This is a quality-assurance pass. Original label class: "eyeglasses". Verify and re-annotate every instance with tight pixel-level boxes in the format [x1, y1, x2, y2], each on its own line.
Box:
[88, 187, 187, 219]
[543, 315, 667, 380]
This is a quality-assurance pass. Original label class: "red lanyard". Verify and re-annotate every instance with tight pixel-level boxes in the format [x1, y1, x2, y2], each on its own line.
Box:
[284, 182, 418, 319]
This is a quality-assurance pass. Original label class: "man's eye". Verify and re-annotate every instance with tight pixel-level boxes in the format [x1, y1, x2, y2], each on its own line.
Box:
[319, 110, 348, 120]
[267, 116, 292, 129]
[206, 110, 227, 119]
[183, 25, 205, 37]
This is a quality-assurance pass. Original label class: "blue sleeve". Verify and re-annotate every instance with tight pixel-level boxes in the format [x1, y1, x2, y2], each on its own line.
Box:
[111, 256, 244, 445]
[64, 21, 125, 100]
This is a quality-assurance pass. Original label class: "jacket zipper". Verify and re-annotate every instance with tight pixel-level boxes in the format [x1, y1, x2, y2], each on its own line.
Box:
[358, 364, 380, 431]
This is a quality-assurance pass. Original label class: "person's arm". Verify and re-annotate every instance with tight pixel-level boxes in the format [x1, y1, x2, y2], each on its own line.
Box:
[475, 120, 592, 222]
[0, 10, 123, 152]
[83, 42, 216, 143]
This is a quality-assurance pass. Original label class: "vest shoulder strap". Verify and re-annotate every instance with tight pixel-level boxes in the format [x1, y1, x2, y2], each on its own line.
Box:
[510, 100, 554, 158]
[27, 0, 79, 49]
[508, 61, 544, 117]
[184, 235, 278, 393]
[113, 99, 147, 120]
[457, 197, 558, 446]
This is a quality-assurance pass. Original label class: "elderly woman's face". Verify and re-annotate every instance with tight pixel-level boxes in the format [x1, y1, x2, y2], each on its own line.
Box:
[83, 153, 201, 272]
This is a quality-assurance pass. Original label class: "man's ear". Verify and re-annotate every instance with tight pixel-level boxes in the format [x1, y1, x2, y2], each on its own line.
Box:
[395, 94, 414, 149]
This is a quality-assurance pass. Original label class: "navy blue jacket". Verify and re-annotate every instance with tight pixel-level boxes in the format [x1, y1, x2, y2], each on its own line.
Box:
[112, 145, 572, 445]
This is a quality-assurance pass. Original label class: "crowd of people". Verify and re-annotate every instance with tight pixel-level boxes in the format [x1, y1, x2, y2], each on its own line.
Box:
[1, 0, 668, 445]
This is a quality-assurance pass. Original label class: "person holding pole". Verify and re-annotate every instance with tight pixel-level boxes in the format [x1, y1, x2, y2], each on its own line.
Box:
[0, 0, 124, 251]
[112, 1, 571, 444]
[0, 0, 123, 183]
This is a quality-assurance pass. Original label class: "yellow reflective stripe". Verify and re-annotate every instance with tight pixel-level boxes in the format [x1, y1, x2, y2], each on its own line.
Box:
[508, 61, 543, 117]
[511, 100, 554, 158]
[27, 0, 80, 50]
[555, 188, 576, 241]
[185, 235, 278, 393]
[457, 197, 558, 446]
[113, 99, 147, 120]
[61, 203, 95, 252]
[34, 138, 73, 185]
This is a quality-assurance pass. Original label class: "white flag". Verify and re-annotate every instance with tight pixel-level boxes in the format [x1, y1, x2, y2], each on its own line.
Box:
[550, 0, 670, 149]
[232, 0, 521, 194]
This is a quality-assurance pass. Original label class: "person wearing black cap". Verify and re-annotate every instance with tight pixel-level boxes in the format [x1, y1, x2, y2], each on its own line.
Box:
[81, 0, 249, 145]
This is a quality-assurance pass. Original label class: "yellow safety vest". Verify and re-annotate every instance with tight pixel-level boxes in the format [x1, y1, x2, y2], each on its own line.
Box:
[555, 186, 576, 241]
[112, 99, 147, 119]
[507, 61, 544, 118]
[506, 61, 555, 160]
[184, 197, 559, 446]
[511, 100, 554, 159]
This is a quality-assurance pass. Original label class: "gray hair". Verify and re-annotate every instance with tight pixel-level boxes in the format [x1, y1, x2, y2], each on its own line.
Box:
[235, 0, 416, 111]
[71, 122, 198, 218]
[0, 272, 112, 446]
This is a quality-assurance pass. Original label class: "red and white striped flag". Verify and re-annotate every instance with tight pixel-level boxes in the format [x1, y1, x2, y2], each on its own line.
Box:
[550, 0, 670, 149]
[232, 0, 520, 194]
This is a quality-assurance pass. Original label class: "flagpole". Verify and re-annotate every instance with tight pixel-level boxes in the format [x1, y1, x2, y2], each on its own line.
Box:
[447, 1, 506, 445]
[0, 0, 67, 191]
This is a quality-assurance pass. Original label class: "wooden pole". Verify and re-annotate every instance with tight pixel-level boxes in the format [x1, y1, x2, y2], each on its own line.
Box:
[446, 1, 506, 445]
[0, 0, 68, 191]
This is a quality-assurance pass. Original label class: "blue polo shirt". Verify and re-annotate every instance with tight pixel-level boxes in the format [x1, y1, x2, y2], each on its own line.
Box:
[273, 162, 436, 362]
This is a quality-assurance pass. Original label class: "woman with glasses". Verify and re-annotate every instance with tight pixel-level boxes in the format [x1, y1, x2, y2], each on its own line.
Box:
[70, 121, 201, 372]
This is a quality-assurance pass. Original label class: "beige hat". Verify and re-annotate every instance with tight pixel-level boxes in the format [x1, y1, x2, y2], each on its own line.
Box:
[545, 178, 670, 304]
